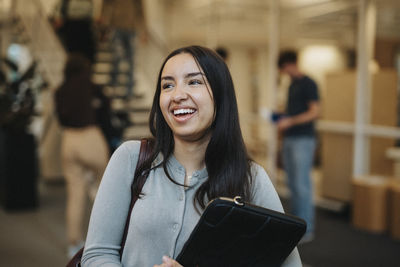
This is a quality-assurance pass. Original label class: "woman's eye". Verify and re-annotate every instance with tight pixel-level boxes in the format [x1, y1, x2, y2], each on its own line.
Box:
[162, 83, 173, 89]
[189, 79, 202, 85]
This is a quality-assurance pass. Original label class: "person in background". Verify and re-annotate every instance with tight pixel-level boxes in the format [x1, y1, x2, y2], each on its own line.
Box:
[53, 0, 97, 63]
[277, 50, 320, 243]
[55, 53, 109, 257]
[81, 45, 302, 266]
[101, 0, 147, 97]
[215, 46, 229, 62]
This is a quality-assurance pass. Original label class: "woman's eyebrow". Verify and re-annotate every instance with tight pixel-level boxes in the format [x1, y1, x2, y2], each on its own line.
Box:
[185, 72, 205, 78]
[161, 76, 174, 81]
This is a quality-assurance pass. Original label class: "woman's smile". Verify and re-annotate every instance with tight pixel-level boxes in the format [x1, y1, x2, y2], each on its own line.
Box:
[171, 106, 197, 122]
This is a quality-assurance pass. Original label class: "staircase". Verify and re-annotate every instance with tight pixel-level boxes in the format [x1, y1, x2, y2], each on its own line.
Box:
[2, 0, 154, 181]
[91, 31, 152, 141]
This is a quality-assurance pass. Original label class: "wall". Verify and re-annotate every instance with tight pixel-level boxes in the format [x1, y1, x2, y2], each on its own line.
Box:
[299, 45, 348, 100]
[135, 0, 170, 103]
[228, 46, 253, 141]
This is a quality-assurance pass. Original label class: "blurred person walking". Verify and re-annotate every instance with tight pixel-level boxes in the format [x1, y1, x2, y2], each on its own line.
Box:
[55, 53, 109, 257]
[53, 0, 97, 63]
[215, 46, 229, 62]
[277, 50, 320, 243]
[100, 0, 146, 97]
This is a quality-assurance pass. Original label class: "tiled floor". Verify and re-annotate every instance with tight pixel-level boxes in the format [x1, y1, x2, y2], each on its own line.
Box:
[0, 182, 69, 267]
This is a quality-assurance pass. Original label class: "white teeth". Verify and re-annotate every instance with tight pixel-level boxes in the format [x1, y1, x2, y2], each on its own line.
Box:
[173, 108, 195, 115]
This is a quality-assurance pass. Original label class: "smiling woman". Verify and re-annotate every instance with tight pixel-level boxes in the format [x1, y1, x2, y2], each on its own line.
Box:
[80, 45, 302, 267]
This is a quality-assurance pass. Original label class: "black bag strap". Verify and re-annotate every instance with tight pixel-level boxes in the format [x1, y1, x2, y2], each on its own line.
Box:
[66, 138, 153, 267]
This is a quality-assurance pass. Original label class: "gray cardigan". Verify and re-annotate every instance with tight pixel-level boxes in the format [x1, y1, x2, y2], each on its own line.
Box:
[82, 141, 302, 266]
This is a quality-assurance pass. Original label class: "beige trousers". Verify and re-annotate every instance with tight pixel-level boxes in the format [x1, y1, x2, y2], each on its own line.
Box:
[61, 126, 109, 245]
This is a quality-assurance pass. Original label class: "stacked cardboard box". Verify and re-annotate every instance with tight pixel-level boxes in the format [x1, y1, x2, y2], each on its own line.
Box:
[322, 70, 398, 201]
[388, 180, 400, 240]
[352, 176, 390, 233]
[352, 177, 400, 240]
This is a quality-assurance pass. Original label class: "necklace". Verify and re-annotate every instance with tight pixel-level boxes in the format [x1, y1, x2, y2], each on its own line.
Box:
[185, 175, 192, 187]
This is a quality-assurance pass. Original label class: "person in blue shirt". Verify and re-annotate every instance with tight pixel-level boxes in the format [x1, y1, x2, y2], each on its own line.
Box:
[277, 50, 320, 243]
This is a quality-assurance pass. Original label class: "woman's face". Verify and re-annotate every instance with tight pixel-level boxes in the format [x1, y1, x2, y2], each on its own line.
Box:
[159, 53, 215, 142]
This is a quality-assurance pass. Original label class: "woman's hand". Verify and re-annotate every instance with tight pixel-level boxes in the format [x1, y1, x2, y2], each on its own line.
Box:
[153, 256, 183, 267]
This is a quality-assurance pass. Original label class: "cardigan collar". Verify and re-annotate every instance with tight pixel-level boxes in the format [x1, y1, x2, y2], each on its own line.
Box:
[152, 152, 208, 186]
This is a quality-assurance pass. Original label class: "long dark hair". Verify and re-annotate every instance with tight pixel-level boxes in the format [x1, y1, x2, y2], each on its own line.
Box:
[132, 45, 252, 210]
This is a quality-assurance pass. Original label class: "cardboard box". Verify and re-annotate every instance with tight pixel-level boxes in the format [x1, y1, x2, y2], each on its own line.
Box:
[321, 133, 353, 201]
[352, 176, 390, 233]
[388, 179, 400, 239]
[321, 70, 397, 201]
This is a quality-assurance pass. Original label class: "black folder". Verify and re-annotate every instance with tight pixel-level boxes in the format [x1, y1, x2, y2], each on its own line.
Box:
[176, 196, 306, 267]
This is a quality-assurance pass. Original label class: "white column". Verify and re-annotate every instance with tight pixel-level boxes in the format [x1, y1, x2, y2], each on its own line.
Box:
[266, 0, 279, 182]
[353, 0, 376, 177]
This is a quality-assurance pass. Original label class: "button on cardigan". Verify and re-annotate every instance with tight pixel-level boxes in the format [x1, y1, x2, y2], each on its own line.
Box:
[81, 141, 302, 266]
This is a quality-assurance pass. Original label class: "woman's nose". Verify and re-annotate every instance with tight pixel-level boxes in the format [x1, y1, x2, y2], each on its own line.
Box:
[172, 84, 188, 102]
